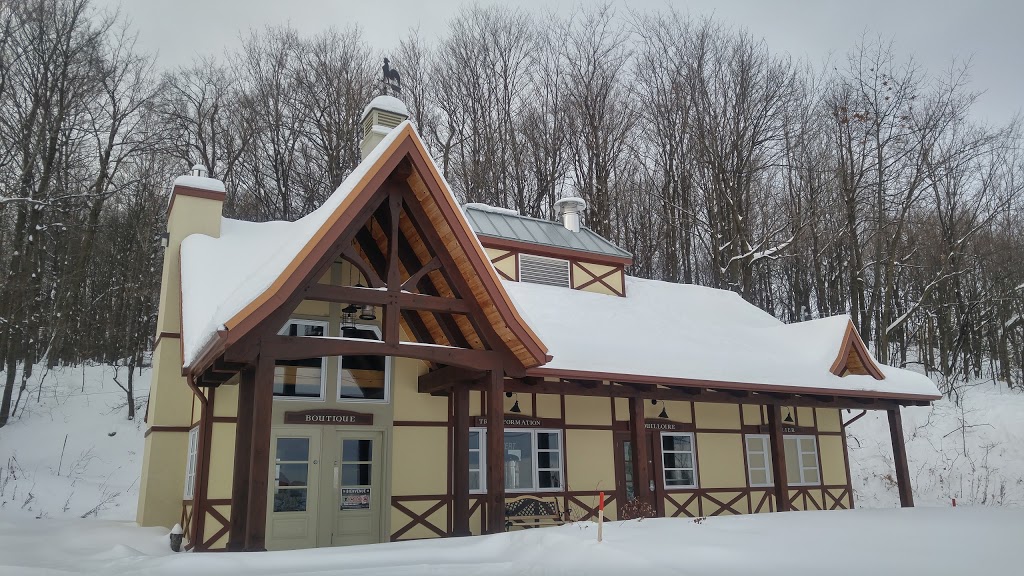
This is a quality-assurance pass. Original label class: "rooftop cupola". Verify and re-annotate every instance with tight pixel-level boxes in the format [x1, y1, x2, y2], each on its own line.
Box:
[360, 94, 409, 160]
[554, 197, 587, 233]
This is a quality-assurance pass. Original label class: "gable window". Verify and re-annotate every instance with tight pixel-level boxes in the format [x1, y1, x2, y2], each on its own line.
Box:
[183, 426, 199, 499]
[465, 428, 563, 492]
[518, 253, 570, 288]
[744, 434, 820, 487]
[274, 319, 328, 400]
[338, 325, 390, 402]
[661, 432, 697, 488]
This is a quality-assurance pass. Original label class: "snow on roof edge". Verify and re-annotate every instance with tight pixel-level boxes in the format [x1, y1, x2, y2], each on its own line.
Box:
[172, 174, 225, 194]
[179, 122, 413, 368]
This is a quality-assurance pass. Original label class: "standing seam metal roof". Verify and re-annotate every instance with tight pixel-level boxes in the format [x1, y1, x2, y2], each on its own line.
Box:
[464, 205, 633, 260]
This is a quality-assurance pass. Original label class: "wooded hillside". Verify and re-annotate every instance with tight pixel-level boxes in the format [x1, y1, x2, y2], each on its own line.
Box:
[1, 0, 1021, 426]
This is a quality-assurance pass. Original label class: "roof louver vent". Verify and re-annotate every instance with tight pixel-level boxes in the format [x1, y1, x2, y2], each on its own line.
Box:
[519, 254, 570, 288]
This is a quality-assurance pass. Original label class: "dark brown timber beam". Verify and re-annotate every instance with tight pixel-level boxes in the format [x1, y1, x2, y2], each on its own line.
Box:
[768, 404, 790, 512]
[472, 378, 910, 411]
[264, 334, 497, 370]
[888, 407, 915, 507]
[418, 365, 487, 394]
[304, 284, 470, 315]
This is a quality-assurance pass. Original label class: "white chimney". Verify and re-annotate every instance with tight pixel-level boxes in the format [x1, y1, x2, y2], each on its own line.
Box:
[554, 197, 587, 233]
[360, 95, 410, 160]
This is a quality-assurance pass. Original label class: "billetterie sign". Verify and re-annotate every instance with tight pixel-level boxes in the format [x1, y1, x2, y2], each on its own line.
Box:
[284, 410, 373, 426]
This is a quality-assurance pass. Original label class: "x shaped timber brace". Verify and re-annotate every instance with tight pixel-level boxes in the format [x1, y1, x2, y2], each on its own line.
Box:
[201, 163, 531, 383]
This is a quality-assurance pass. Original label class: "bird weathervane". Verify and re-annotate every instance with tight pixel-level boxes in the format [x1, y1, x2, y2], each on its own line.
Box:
[382, 58, 401, 96]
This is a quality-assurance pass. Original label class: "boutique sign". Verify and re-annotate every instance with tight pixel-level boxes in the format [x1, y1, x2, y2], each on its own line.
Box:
[284, 409, 374, 426]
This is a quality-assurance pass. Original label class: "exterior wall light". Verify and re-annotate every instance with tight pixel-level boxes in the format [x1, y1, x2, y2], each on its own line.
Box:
[342, 304, 358, 329]
[651, 398, 668, 419]
[505, 391, 521, 413]
[355, 284, 377, 320]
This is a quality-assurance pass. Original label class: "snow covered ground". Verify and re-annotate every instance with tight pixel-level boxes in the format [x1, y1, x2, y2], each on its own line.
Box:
[0, 364, 149, 520]
[0, 508, 1020, 575]
[1, 363, 1022, 574]
[848, 379, 1024, 507]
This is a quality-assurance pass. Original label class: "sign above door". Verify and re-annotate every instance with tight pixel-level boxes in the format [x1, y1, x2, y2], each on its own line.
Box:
[284, 409, 374, 426]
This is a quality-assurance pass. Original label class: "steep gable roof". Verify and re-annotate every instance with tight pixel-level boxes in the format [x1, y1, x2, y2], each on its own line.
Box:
[179, 122, 548, 374]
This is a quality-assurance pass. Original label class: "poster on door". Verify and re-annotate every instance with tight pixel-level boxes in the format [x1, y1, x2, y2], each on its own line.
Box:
[341, 487, 371, 510]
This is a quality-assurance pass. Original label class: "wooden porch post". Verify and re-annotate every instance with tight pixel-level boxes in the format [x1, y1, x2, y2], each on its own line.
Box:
[887, 407, 915, 507]
[485, 369, 505, 534]
[628, 397, 651, 509]
[245, 354, 274, 551]
[227, 367, 255, 551]
[452, 385, 470, 536]
[767, 404, 790, 512]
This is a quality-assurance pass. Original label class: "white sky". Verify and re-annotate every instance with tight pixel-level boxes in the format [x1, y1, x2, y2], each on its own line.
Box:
[96, 0, 1022, 125]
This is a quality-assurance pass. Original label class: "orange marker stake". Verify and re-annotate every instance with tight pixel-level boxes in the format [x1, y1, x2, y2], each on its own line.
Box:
[598, 491, 605, 542]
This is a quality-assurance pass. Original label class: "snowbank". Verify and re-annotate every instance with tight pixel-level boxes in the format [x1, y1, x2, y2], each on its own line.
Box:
[0, 508, 1021, 575]
[0, 364, 148, 521]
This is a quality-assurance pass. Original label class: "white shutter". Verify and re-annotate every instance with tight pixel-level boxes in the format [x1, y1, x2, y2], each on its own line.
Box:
[518, 254, 570, 288]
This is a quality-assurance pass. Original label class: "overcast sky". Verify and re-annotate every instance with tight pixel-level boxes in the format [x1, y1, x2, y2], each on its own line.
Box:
[95, 0, 1022, 125]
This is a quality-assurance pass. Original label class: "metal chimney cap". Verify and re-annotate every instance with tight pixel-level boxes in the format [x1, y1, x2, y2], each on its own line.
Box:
[190, 164, 209, 177]
[554, 197, 587, 214]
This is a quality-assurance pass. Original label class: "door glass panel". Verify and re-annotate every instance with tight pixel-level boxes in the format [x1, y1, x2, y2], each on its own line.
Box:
[342, 463, 372, 485]
[274, 437, 310, 512]
[343, 439, 373, 461]
[339, 438, 374, 511]
[276, 464, 309, 487]
[276, 438, 309, 462]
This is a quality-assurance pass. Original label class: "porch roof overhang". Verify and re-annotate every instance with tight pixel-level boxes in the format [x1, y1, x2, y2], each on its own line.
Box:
[418, 276, 941, 407]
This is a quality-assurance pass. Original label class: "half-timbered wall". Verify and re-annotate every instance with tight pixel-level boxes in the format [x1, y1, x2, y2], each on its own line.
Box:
[482, 247, 626, 297]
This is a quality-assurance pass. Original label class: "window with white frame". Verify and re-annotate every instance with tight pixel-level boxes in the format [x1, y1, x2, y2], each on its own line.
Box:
[744, 434, 821, 487]
[274, 319, 328, 399]
[661, 432, 697, 488]
[467, 428, 563, 492]
[468, 429, 484, 492]
[745, 435, 773, 487]
[183, 426, 199, 499]
[337, 325, 389, 402]
[785, 435, 820, 486]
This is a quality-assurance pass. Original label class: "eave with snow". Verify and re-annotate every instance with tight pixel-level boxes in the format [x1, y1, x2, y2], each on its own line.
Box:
[138, 91, 940, 554]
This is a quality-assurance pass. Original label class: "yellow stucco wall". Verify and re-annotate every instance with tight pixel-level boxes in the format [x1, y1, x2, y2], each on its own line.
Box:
[695, 433, 746, 488]
[694, 402, 741, 429]
[138, 186, 224, 530]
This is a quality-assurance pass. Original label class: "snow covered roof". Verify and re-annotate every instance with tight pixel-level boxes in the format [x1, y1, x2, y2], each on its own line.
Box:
[464, 204, 633, 262]
[504, 277, 940, 400]
[179, 123, 410, 367]
[361, 95, 409, 120]
[179, 121, 547, 371]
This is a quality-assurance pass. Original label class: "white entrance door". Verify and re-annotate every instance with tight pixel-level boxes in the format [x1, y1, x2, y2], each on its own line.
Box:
[333, 431, 384, 546]
[266, 429, 321, 551]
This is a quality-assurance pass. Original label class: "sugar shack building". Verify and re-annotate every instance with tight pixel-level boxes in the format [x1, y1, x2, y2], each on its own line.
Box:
[137, 95, 941, 552]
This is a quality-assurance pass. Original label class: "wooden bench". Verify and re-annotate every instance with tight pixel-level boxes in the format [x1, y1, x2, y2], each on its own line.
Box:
[504, 495, 566, 531]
